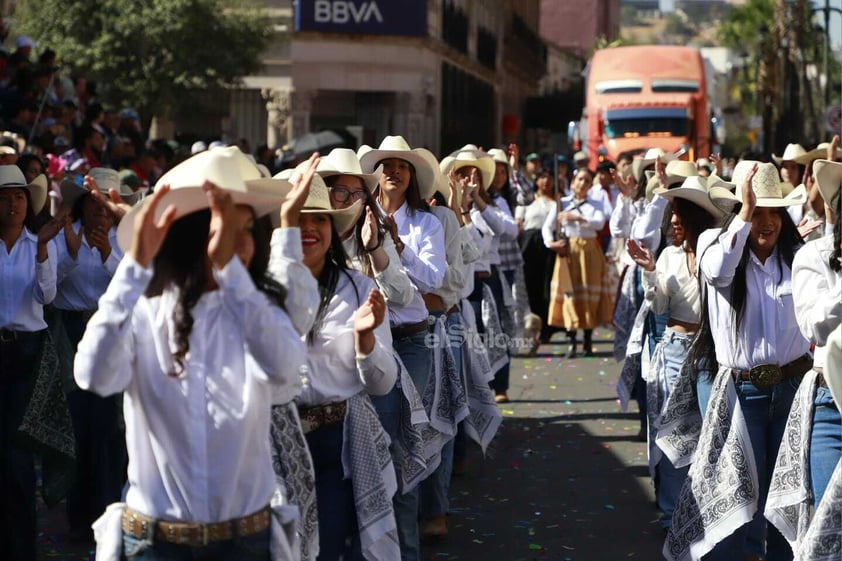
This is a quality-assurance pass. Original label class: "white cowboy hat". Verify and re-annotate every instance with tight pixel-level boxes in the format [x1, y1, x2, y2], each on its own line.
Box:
[288, 163, 361, 237]
[709, 161, 807, 211]
[444, 147, 495, 192]
[61, 167, 141, 209]
[0, 165, 47, 214]
[772, 143, 808, 165]
[317, 148, 382, 193]
[812, 159, 841, 208]
[116, 147, 292, 251]
[801, 142, 842, 165]
[358, 136, 439, 199]
[653, 175, 732, 219]
[644, 159, 699, 201]
[632, 148, 677, 183]
[486, 148, 510, 168]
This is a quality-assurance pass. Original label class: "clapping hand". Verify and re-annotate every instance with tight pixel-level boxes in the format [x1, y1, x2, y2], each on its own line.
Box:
[353, 289, 386, 356]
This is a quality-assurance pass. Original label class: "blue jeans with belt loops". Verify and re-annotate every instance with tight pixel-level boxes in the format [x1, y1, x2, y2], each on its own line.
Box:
[809, 385, 842, 507]
[123, 528, 271, 560]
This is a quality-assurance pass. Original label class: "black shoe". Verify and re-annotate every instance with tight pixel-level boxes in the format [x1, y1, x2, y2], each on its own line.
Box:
[565, 341, 578, 359]
[582, 330, 593, 356]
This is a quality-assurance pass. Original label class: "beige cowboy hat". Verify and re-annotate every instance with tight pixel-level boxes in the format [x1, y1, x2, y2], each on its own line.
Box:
[116, 147, 292, 251]
[812, 159, 841, 208]
[772, 143, 809, 165]
[802, 142, 842, 165]
[709, 161, 807, 211]
[317, 148, 382, 193]
[653, 175, 733, 219]
[358, 135, 439, 199]
[444, 146, 495, 192]
[486, 148, 511, 170]
[632, 148, 677, 183]
[61, 167, 141, 209]
[644, 159, 699, 201]
[290, 163, 361, 236]
[0, 165, 47, 214]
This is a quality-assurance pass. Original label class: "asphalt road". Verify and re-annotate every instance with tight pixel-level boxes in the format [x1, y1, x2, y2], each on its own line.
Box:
[36, 328, 664, 561]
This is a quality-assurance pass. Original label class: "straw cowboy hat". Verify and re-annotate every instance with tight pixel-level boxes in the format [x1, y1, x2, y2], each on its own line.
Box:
[644, 159, 699, 201]
[709, 161, 807, 211]
[443, 146, 495, 192]
[0, 165, 48, 214]
[317, 148, 382, 193]
[772, 143, 809, 165]
[813, 159, 841, 208]
[116, 147, 292, 251]
[653, 175, 734, 219]
[61, 167, 141, 209]
[286, 162, 361, 236]
[358, 136, 439, 199]
[486, 148, 511, 171]
[802, 142, 842, 165]
[632, 148, 677, 183]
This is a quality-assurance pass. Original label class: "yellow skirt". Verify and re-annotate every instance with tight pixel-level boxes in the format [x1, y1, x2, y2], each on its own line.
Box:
[548, 237, 613, 329]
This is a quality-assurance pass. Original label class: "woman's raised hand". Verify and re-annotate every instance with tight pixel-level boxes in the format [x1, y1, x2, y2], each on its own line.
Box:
[206, 182, 238, 270]
[626, 239, 655, 272]
[737, 163, 758, 223]
[128, 185, 177, 268]
[281, 152, 320, 228]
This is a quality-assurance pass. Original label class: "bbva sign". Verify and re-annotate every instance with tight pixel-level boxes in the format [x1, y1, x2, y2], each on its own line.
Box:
[296, 0, 428, 36]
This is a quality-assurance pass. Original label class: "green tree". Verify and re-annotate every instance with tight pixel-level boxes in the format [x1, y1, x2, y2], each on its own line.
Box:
[17, 0, 272, 120]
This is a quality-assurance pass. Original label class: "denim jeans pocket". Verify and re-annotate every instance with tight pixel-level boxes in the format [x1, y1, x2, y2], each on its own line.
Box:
[123, 533, 153, 558]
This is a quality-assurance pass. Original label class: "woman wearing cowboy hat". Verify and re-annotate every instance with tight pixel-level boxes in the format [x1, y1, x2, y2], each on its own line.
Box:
[360, 136, 446, 561]
[54, 167, 139, 542]
[289, 162, 399, 561]
[666, 161, 811, 561]
[0, 165, 63, 561]
[764, 157, 841, 555]
[626, 174, 730, 532]
[74, 148, 310, 560]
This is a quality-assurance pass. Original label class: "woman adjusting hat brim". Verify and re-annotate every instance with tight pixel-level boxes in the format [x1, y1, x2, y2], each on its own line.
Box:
[708, 161, 808, 211]
[652, 175, 732, 219]
[116, 146, 292, 252]
[286, 161, 362, 237]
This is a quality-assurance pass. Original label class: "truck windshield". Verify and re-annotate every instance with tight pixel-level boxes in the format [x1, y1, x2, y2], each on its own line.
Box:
[603, 108, 689, 139]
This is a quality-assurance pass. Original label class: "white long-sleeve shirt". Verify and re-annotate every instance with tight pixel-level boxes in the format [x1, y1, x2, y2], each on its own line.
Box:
[792, 234, 841, 369]
[269, 228, 320, 338]
[389, 202, 446, 293]
[697, 218, 810, 371]
[297, 269, 397, 406]
[630, 195, 669, 252]
[429, 205, 468, 310]
[541, 197, 606, 247]
[476, 199, 519, 266]
[54, 222, 122, 311]
[0, 228, 57, 331]
[642, 245, 701, 324]
[74, 256, 306, 524]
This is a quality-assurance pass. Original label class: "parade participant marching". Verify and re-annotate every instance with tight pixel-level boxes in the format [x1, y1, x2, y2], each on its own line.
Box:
[666, 161, 811, 561]
[74, 148, 307, 560]
[0, 166, 62, 561]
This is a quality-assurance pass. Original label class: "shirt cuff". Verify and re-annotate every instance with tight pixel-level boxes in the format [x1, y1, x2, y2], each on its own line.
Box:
[35, 259, 53, 285]
[720, 215, 751, 248]
[271, 227, 304, 262]
[213, 257, 255, 301]
[103, 250, 122, 276]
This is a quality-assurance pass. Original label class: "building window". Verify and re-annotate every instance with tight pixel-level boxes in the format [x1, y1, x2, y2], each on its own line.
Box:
[477, 26, 497, 70]
[442, 0, 468, 53]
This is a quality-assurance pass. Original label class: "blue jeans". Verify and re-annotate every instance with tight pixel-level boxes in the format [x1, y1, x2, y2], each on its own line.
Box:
[123, 528, 271, 560]
[810, 385, 842, 507]
[421, 312, 462, 519]
[306, 422, 363, 561]
[390, 331, 432, 561]
[655, 330, 692, 529]
[702, 375, 800, 561]
[0, 331, 44, 561]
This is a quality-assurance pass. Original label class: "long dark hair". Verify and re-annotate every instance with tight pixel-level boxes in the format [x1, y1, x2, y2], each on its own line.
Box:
[670, 198, 719, 252]
[146, 209, 287, 376]
[830, 189, 841, 273]
[307, 217, 353, 345]
[491, 162, 517, 210]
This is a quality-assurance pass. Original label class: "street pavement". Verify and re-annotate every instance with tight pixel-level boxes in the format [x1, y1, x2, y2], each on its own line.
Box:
[36, 328, 664, 561]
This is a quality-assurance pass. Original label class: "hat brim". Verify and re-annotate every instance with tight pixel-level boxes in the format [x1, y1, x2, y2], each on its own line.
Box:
[317, 165, 381, 194]
[449, 158, 495, 194]
[2, 174, 49, 215]
[645, 173, 687, 201]
[709, 183, 808, 211]
[116, 187, 287, 252]
[652, 186, 728, 219]
[359, 149, 437, 199]
[300, 199, 362, 238]
[813, 159, 842, 208]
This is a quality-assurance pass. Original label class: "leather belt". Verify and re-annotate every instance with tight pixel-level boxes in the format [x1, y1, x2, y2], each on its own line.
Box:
[390, 319, 429, 340]
[0, 329, 43, 344]
[732, 354, 813, 388]
[446, 304, 459, 317]
[122, 506, 270, 547]
[475, 271, 491, 280]
[298, 401, 347, 435]
[423, 293, 446, 313]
